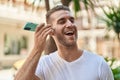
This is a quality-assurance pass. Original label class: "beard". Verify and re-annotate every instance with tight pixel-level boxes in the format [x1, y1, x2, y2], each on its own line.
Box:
[56, 32, 78, 48]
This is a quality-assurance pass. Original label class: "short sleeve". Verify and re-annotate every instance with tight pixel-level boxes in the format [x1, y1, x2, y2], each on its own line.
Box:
[99, 58, 114, 80]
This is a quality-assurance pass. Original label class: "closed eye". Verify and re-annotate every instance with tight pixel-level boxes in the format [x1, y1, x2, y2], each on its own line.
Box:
[57, 18, 66, 24]
[57, 17, 75, 24]
[69, 17, 74, 23]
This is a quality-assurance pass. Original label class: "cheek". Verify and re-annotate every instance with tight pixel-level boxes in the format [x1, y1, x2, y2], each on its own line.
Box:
[54, 26, 63, 33]
[52, 23, 65, 35]
[54, 28, 63, 38]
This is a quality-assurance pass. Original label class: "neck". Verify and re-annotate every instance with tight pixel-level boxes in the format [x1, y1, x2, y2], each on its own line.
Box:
[57, 44, 83, 62]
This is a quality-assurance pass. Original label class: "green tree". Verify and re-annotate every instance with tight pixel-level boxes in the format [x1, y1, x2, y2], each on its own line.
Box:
[102, 4, 120, 44]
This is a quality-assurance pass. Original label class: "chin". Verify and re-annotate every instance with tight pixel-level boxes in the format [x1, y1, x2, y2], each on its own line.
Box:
[64, 42, 76, 47]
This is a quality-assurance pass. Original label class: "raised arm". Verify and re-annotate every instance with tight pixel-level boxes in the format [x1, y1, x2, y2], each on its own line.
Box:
[14, 23, 52, 80]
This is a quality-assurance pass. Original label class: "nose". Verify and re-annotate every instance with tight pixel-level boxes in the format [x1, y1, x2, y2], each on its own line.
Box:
[66, 20, 74, 28]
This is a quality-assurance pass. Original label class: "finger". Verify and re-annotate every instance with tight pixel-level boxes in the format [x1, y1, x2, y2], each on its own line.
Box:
[39, 27, 53, 39]
[41, 27, 52, 36]
[35, 23, 45, 33]
[36, 24, 51, 37]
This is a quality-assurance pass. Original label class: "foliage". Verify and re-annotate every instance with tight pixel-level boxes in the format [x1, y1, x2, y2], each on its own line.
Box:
[102, 5, 120, 43]
[72, 0, 94, 18]
[73, 0, 80, 13]
[105, 57, 120, 80]
[72, 0, 120, 43]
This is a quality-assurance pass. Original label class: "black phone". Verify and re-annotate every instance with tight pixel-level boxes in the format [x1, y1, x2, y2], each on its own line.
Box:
[23, 22, 38, 31]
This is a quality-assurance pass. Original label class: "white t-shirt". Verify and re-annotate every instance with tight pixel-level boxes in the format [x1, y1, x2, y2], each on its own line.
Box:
[35, 50, 114, 80]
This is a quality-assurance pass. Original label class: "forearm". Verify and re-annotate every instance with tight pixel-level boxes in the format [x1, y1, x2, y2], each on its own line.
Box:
[14, 23, 52, 80]
[14, 48, 42, 80]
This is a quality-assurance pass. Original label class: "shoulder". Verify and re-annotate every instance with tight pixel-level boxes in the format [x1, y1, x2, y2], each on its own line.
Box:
[82, 50, 114, 79]
[83, 50, 104, 61]
[84, 50, 110, 67]
[83, 50, 106, 67]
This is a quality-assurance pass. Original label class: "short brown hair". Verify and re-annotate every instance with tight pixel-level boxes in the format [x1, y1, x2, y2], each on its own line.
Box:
[46, 5, 70, 23]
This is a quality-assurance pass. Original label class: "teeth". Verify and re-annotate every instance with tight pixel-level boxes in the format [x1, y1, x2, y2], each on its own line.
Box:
[66, 31, 73, 34]
[65, 31, 74, 35]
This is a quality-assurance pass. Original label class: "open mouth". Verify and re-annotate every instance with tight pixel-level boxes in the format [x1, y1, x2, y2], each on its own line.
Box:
[64, 31, 74, 36]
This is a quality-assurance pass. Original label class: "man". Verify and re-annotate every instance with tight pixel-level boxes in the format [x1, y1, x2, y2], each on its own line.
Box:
[14, 5, 114, 80]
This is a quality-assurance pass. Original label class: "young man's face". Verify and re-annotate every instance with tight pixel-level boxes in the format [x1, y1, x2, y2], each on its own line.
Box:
[50, 10, 78, 47]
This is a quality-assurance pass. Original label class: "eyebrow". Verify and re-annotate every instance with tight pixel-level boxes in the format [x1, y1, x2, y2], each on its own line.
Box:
[57, 16, 75, 22]
[57, 17, 65, 22]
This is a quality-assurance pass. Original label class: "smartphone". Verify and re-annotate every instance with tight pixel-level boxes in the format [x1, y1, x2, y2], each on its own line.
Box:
[23, 22, 38, 31]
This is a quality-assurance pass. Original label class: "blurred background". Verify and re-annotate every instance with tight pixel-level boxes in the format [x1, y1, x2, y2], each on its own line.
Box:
[0, 0, 120, 80]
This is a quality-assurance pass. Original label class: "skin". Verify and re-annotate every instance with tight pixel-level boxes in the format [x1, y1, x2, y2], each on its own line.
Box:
[14, 23, 52, 80]
[50, 10, 83, 62]
[14, 10, 83, 80]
